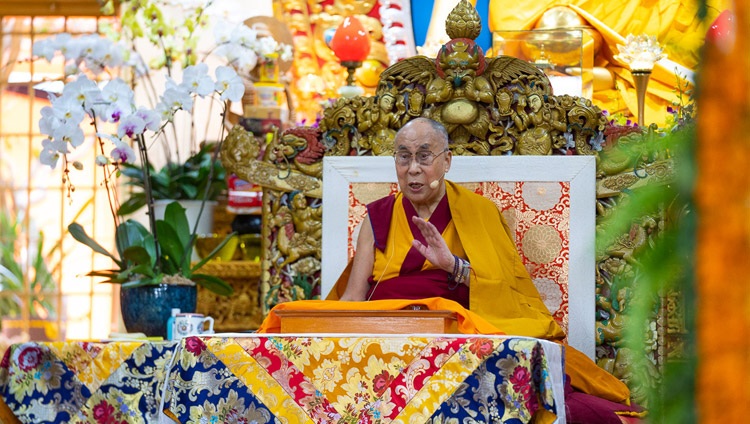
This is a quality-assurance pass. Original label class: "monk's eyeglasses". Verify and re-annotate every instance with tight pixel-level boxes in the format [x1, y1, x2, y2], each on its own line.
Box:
[394, 148, 449, 167]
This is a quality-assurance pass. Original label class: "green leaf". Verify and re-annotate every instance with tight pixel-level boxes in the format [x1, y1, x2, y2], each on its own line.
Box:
[116, 194, 147, 216]
[192, 273, 234, 296]
[118, 143, 227, 205]
[116, 220, 151, 261]
[123, 246, 154, 266]
[191, 233, 237, 273]
[142, 233, 157, 267]
[69, 223, 122, 266]
[181, 185, 198, 199]
[155, 221, 187, 272]
[128, 263, 156, 278]
[84, 270, 122, 284]
[163, 202, 191, 247]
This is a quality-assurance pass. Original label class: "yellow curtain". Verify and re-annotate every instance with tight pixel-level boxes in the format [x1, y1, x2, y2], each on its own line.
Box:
[486, 0, 731, 126]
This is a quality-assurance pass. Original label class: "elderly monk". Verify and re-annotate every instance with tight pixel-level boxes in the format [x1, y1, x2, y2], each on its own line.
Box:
[336, 117, 561, 340]
[328, 117, 641, 422]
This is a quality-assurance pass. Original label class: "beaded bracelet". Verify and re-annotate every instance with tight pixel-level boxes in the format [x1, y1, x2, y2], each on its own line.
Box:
[451, 254, 460, 280]
[457, 258, 468, 286]
[448, 256, 470, 290]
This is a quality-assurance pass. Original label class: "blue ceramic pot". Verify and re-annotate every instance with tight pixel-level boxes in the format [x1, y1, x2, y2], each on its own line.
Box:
[120, 284, 197, 338]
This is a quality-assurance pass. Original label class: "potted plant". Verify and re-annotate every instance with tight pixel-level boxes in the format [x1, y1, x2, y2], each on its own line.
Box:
[31, 1, 291, 337]
[68, 201, 233, 337]
[34, 55, 241, 335]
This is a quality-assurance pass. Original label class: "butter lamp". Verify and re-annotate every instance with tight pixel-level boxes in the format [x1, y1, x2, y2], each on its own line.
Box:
[614, 34, 665, 126]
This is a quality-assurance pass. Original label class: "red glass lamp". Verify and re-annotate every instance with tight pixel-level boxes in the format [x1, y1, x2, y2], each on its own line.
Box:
[330, 16, 371, 91]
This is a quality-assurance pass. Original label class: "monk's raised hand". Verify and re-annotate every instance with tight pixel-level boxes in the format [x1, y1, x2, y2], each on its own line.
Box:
[410, 216, 454, 272]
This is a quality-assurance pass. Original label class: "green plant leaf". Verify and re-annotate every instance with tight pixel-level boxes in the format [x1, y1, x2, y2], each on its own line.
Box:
[116, 194, 147, 216]
[163, 202, 191, 246]
[191, 232, 237, 273]
[127, 263, 157, 278]
[191, 273, 233, 296]
[0, 264, 22, 288]
[69, 222, 122, 266]
[142, 233, 157, 267]
[85, 270, 122, 284]
[181, 184, 198, 199]
[123, 245, 154, 266]
[118, 143, 227, 207]
[116, 220, 152, 262]
[155, 218, 188, 273]
[30, 232, 55, 293]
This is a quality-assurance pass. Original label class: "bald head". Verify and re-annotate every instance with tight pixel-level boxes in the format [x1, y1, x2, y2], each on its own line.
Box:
[395, 118, 450, 150]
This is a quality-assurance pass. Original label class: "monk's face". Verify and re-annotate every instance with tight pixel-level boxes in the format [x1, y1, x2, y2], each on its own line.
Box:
[393, 120, 452, 210]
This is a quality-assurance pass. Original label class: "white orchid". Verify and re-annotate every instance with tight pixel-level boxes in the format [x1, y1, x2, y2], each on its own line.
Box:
[160, 83, 194, 115]
[180, 63, 215, 97]
[35, 33, 128, 76]
[39, 138, 68, 168]
[59, 76, 100, 113]
[213, 18, 293, 78]
[134, 107, 161, 132]
[110, 141, 137, 164]
[52, 121, 85, 148]
[214, 66, 243, 102]
[31, 14, 250, 227]
[117, 114, 147, 139]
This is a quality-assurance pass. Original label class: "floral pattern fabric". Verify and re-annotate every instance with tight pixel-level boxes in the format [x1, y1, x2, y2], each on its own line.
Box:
[1, 336, 563, 423]
[163, 335, 563, 423]
[0, 341, 178, 423]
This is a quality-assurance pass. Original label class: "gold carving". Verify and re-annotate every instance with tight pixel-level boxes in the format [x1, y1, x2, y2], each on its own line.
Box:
[321, 29, 605, 156]
[270, 191, 322, 269]
[601, 173, 639, 192]
[221, 125, 262, 173]
[196, 261, 262, 332]
[445, 0, 482, 41]
[268, 127, 326, 178]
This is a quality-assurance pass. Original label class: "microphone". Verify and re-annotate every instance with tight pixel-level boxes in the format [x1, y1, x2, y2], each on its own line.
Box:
[429, 166, 447, 189]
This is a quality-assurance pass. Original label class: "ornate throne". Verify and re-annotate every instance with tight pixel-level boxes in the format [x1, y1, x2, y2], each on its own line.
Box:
[220, 0, 678, 405]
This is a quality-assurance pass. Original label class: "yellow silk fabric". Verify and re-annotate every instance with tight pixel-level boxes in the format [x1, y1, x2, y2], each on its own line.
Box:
[487, 0, 731, 125]
[372, 192, 466, 282]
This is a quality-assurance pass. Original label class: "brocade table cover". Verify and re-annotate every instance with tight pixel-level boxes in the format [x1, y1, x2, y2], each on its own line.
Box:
[0, 341, 177, 423]
[1, 335, 565, 423]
